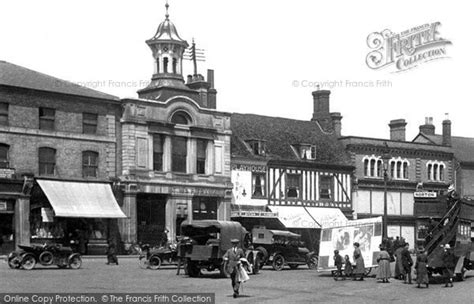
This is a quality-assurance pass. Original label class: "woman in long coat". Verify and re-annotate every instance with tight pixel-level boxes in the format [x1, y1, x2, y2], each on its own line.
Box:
[415, 248, 429, 288]
[353, 242, 365, 281]
[376, 245, 391, 283]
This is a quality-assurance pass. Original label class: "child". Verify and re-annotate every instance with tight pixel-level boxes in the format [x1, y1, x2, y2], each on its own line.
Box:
[333, 250, 343, 281]
[344, 255, 353, 280]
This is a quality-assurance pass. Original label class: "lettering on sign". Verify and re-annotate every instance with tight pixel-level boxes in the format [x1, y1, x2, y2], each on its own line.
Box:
[231, 164, 266, 173]
[0, 168, 15, 179]
[414, 192, 437, 198]
[0, 201, 7, 211]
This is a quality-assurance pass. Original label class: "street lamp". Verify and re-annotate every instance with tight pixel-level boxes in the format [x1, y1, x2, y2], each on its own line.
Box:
[382, 147, 391, 240]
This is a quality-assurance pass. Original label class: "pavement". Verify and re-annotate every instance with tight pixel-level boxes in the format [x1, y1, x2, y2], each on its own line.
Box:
[1, 257, 473, 304]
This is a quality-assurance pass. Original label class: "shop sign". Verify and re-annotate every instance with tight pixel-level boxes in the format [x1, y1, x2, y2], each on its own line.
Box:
[171, 186, 225, 197]
[231, 210, 278, 218]
[41, 207, 54, 222]
[231, 164, 266, 173]
[0, 168, 15, 179]
[0, 201, 7, 211]
[414, 191, 437, 198]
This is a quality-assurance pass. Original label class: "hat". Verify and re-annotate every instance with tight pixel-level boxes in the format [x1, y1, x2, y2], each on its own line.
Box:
[444, 244, 451, 249]
[230, 238, 240, 243]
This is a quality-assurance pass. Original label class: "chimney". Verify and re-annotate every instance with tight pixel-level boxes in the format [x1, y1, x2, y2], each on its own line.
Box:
[389, 119, 407, 141]
[442, 114, 451, 146]
[207, 69, 217, 109]
[330, 112, 342, 137]
[419, 117, 435, 135]
[311, 90, 332, 131]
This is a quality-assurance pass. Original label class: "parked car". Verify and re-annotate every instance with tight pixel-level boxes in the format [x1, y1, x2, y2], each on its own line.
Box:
[178, 220, 260, 277]
[252, 228, 318, 271]
[8, 243, 82, 270]
[139, 243, 179, 270]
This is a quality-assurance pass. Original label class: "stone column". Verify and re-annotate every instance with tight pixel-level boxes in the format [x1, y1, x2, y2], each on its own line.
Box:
[15, 196, 30, 248]
[187, 138, 196, 174]
[163, 136, 172, 172]
[118, 190, 137, 245]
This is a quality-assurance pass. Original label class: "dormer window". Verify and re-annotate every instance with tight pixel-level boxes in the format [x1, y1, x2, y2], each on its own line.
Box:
[246, 140, 266, 156]
[299, 145, 316, 160]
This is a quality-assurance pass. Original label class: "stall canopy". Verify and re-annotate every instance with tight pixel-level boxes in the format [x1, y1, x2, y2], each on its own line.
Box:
[268, 206, 347, 229]
[37, 179, 127, 218]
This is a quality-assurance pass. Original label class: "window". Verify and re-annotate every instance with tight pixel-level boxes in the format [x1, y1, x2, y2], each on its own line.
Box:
[364, 159, 369, 176]
[370, 159, 376, 177]
[196, 139, 207, 174]
[153, 134, 164, 171]
[39, 147, 56, 175]
[427, 161, 445, 182]
[163, 57, 168, 73]
[246, 140, 266, 156]
[377, 160, 383, 177]
[319, 175, 333, 200]
[428, 164, 432, 180]
[82, 151, 98, 178]
[83, 113, 98, 134]
[389, 158, 409, 180]
[39, 108, 55, 130]
[252, 173, 266, 197]
[286, 174, 301, 198]
[363, 155, 384, 178]
[171, 111, 191, 125]
[396, 161, 402, 179]
[192, 197, 217, 220]
[300, 145, 316, 160]
[172, 58, 177, 74]
[403, 162, 408, 179]
[440, 165, 444, 181]
[0, 102, 8, 126]
[172, 137, 187, 173]
[0, 144, 9, 168]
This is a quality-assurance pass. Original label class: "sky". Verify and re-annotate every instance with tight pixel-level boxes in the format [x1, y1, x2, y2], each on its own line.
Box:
[1, 0, 472, 140]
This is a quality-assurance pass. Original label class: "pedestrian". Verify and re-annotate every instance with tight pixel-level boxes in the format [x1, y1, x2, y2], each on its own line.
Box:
[442, 244, 455, 287]
[415, 247, 429, 288]
[344, 255, 352, 279]
[376, 244, 391, 283]
[106, 239, 119, 265]
[352, 242, 365, 281]
[333, 250, 343, 281]
[223, 238, 245, 298]
[394, 239, 404, 280]
[401, 243, 413, 284]
[160, 228, 169, 248]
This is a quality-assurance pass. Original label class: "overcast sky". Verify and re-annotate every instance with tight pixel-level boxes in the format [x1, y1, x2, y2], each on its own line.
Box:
[1, 0, 472, 140]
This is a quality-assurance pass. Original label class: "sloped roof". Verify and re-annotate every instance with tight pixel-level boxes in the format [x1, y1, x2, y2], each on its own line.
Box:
[415, 133, 474, 163]
[0, 61, 118, 101]
[231, 113, 351, 166]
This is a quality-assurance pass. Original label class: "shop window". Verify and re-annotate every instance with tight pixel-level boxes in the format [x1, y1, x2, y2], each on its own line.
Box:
[38, 147, 56, 176]
[192, 197, 217, 220]
[252, 173, 266, 197]
[83, 113, 98, 134]
[0, 102, 8, 126]
[319, 175, 333, 200]
[0, 144, 9, 169]
[82, 151, 98, 178]
[196, 139, 207, 174]
[39, 107, 55, 130]
[153, 134, 164, 171]
[286, 174, 301, 198]
[172, 136, 187, 173]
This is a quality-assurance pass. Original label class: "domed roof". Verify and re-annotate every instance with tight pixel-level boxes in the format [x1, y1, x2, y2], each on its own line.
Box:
[147, 3, 187, 47]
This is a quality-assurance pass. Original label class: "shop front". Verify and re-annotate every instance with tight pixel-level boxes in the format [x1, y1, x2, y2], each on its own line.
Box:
[30, 179, 127, 254]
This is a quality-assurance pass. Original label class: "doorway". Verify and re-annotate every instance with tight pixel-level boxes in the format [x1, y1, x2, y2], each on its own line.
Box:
[0, 213, 14, 255]
[137, 194, 166, 246]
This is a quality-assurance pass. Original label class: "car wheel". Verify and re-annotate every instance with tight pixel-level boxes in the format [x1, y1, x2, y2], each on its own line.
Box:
[272, 254, 285, 271]
[138, 255, 148, 269]
[149, 256, 162, 270]
[256, 247, 268, 268]
[21, 254, 36, 270]
[8, 253, 21, 269]
[307, 255, 318, 270]
[252, 256, 260, 274]
[68, 255, 82, 270]
[39, 251, 54, 266]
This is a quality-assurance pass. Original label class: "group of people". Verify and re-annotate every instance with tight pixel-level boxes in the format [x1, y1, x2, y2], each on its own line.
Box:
[333, 238, 457, 288]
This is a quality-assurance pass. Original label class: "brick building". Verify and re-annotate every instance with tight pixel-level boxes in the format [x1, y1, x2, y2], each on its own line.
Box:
[0, 61, 125, 255]
[340, 118, 454, 248]
[116, 7, 232, 246]
[231, 90, 353, 251]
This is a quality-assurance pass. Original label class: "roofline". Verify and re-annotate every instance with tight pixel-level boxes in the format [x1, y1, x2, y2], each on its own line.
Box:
[268, 159, 354, 172]
[0, 84, 120, 104]
[339, 135, 449, 148]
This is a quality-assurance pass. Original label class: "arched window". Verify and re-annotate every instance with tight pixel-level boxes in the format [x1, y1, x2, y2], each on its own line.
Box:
[428, 164, 433, 181]
[0, 143, 9, 168]
[403, 162, 408, 179]
[439, 165, 445, 181]
[83, 151, 99, 178]
[433, 164, 438, 181]
[377, 160, 383, 177]
[390, 161, 395, 178]
[396, 161, 402, 179]
[163, 57, 168, 73]
[370, 159, 375, 177]
[364, 159, 369, 176]
[39, 147, 56, 176]
[170, 111, 192, 125]
[156, 59, 160, 73]
[172, 58, 177, 74]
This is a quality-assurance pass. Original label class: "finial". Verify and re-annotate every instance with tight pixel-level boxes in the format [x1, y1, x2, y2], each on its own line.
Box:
[165, 0, 169, 20]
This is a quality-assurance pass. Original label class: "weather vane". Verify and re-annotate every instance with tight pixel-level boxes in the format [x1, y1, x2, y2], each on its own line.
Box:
[184, 38, 206, 76]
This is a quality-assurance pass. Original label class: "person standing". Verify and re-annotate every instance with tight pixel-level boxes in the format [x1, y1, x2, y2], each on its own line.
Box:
[352, 242, 365, 281]
[344, 255, 352, 279]
[376, 245, 391, 283]
[160, 228, 169, 248]
[223, 238, 245, 298]
[106, 238, 119, 265]
[333, 250, 343, 281]
[393, 237, 403, 279]
[415, 248, 429, 288]
[442, 244, 455, 288]
[401, 243, 413, 284]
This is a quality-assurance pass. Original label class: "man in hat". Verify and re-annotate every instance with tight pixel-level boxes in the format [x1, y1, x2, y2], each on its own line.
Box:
[442, 244, 455, 287]
[223, 238, 245, 298]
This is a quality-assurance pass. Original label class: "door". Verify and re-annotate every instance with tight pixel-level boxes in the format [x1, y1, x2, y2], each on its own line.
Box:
[137, 194, 166, 246]
[0, 213, 14, 255]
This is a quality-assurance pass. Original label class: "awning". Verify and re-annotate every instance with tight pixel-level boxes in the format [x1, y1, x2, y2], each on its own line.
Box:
[37, 179, 127, 218]
[268, 206, 347, 229]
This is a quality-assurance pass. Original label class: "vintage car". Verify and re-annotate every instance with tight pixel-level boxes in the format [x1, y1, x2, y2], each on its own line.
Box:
[8, 243, 82, 270]
[178, 220, 260, 277]
[252, 228, 318, 271]
[138, 243, 179, 270]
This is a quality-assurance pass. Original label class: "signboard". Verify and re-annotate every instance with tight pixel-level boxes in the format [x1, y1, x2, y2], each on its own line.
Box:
[0, 168, 15, 179]
[0, 201, 7, 211]
[231, 210, 279, 218]
[414, 192, 437, 198]
[231, 164, 266, 173]
[41, 208, 54, 222]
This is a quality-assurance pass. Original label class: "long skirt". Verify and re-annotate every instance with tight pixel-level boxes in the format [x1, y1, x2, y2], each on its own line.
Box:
[415, 262, 429, 284]
[376, 260, 391, 280]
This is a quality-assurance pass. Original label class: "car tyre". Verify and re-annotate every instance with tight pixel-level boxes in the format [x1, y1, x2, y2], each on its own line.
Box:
[138, 255, 148, 269]
[21, 254, 36, 270]
[149, 255, 162, 270]
[272, 254, 285, 271]
[256, 247, 268, 269]
[39, 251, 54, 266]
[68, 255, 82, 270]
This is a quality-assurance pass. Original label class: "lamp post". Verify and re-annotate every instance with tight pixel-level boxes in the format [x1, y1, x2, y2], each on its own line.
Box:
[382, 149, 391, 240]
